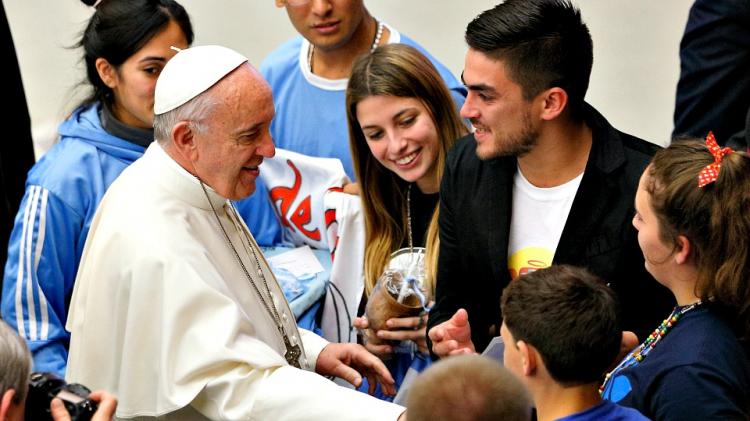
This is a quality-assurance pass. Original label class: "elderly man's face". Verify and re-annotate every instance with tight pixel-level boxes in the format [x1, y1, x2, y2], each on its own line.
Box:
[192, 66, 275, 200]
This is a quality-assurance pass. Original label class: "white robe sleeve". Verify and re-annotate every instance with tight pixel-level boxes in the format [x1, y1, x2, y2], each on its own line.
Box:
[69, 247, 403, 420]
[299, 327, 329, 363]
[178, 278, 403, 421]
[192, 365, 404, 420]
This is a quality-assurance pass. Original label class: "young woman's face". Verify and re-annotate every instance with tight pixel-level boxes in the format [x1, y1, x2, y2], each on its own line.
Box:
[633, 171, 676, 286]
[356, 95, 441, 193]
[108, 20, 188, 129]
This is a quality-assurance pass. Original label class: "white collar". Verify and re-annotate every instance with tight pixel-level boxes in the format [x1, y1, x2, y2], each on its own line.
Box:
[146, 142, 228, 211]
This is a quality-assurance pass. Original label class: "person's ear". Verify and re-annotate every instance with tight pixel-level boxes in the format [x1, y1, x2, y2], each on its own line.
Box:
[1, 389, 17, 421]
[539, 87, 568, 121]
[170, 121, 199, 162]
[674, 235, 692, 265]
[274, 0, 285, 7]
[517, 340, 537, 377]
[95, 57, 118, 89]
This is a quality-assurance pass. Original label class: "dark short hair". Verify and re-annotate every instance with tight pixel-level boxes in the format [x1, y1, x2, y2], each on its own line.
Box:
[501, 265, 621, 386]
[77, 0, 194, 109]
[465, 0, 593, 119]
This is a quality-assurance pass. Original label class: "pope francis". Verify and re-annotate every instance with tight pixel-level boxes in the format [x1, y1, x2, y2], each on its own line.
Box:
[65, 45, 405, 420]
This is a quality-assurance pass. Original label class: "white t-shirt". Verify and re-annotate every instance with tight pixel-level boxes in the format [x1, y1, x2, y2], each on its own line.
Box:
[507, 168, 583, 279]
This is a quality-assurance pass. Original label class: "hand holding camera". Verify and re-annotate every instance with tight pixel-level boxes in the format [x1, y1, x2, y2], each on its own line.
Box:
[50, 390, 117, 421]
[25, 373, 117, 421]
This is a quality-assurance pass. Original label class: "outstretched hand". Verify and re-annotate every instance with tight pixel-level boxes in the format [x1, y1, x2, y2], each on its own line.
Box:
[428, 308, 476, 358]
[315, 343, 397, 396]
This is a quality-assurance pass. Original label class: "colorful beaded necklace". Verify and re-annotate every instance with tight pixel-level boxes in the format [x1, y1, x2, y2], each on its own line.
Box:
[600, 301, 703, 395]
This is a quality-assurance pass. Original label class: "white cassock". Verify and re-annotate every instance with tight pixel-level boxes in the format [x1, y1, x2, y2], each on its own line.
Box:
[65, 142, 404, 420]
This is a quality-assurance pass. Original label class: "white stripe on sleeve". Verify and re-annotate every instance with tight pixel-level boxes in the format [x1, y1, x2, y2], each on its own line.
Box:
[14, 186, 36, 338]
[24, 186, 41, 340]
[36, 189, 50, 340]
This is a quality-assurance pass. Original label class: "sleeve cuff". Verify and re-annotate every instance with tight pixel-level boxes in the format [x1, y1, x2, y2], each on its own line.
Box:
[299, 328, 329, 370]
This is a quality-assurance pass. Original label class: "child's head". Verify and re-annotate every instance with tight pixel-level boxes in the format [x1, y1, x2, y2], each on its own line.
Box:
[500, 265, 621, 387]
[407, 354, 532, 421]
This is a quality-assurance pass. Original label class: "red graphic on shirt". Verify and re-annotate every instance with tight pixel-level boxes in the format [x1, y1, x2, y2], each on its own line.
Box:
[269, 159, 321, 241]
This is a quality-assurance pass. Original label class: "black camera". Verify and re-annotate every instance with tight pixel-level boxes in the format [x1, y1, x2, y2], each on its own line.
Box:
[25, 372, 98, 421]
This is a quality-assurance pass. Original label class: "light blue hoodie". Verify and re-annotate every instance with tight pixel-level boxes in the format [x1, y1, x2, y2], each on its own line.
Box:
[1, 103, 145, 378]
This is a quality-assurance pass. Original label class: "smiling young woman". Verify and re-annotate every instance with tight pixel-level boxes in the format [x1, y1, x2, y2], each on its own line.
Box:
[344, 43, 467, 399]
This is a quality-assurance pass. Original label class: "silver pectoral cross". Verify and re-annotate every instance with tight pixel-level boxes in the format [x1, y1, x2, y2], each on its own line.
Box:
[283, 335, 302, 368]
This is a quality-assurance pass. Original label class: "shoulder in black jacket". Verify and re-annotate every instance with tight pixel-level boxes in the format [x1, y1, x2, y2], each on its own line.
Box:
[428, 103, 675, 353]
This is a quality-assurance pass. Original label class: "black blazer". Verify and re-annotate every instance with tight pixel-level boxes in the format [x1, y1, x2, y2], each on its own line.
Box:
[428, 104, 675, 353]
[673, 0, 750, 149]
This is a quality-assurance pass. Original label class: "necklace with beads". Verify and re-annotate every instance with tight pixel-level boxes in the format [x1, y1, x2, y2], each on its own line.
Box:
[600, 301, 703, 395]
[307, 18, 384, 73]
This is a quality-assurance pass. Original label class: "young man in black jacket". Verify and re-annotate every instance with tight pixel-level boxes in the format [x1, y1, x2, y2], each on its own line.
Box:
[428, 0, 674, 357]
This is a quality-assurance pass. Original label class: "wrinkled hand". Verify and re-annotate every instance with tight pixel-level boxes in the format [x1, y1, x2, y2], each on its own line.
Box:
[428, 309, 476, 358]
[316, 342, 397, 396]
[51, 390, 118, 421]
[355, 314, 429, 356]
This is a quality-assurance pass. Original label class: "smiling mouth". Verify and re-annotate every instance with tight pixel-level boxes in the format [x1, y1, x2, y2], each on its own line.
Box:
[395, 150, 419, 166]
[472, 125, 491, 136]
[469, 118, 491, 135]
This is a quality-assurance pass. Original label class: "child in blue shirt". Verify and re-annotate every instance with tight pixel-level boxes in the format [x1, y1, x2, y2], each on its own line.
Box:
[501, 265, 649, 421]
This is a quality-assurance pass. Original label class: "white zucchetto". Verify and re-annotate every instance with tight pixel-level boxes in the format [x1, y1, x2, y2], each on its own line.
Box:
[154, 45, 247, 115]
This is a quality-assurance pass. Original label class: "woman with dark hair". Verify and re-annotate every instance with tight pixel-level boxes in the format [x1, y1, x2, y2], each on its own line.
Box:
[1, 0, 192, 378]
[345, 43, 467, 399]
[601, 134, 750, 419]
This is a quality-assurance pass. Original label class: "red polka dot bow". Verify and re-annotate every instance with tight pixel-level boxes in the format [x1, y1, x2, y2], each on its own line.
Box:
[697, 131, 733, 188]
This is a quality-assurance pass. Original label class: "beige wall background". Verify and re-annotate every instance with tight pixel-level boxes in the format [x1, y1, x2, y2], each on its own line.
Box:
[5, 0, 693, 158]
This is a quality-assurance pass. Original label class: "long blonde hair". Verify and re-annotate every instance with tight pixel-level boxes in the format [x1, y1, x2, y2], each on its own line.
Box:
[346, 44, 467, 298]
